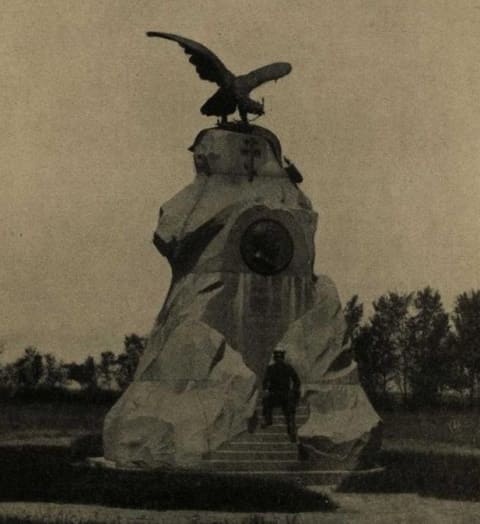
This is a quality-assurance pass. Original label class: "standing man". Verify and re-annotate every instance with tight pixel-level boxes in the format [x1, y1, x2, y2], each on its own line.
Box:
[262, 349, 301, 442]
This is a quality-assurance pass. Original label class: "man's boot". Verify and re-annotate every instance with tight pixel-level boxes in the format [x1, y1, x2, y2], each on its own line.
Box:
[287, 417, 297, 442]
[261, 415, 273, 428]
[262, 396, 273, 427]
[248, 412, 258, 433]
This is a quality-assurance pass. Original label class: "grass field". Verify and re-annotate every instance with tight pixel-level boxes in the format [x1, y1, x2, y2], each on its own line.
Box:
[1, 398, 480, 449]
[0, 399, 111, 441]
[381, 409, 480, 448]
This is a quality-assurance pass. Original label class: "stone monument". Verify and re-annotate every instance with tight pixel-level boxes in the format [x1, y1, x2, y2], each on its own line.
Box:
[102, 33, 381, 474]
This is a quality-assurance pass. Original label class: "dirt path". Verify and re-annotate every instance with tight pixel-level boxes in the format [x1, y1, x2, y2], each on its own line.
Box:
[1, 495, 480, 524]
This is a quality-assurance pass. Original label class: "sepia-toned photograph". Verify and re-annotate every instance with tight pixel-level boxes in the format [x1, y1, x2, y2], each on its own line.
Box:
[1, 1, 480, 522]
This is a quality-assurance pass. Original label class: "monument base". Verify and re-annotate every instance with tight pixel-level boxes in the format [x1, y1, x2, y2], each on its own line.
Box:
[103, 125, 381, 471]
[85, 455, 384, 487]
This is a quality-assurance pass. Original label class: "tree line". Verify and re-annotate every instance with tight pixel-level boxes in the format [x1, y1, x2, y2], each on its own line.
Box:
[346, 287, 480, 408]
[1, 287, 479, 409]
[0, 334, 147, 398]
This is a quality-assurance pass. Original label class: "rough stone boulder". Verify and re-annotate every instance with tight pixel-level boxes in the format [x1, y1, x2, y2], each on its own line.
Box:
[103, 125, 380, 470]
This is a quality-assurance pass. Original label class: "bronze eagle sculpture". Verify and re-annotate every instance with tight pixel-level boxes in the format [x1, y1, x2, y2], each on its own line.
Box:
[146, 32, 292, 124]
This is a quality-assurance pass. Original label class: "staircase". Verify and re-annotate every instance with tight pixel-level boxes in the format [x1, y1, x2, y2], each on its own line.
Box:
[84, 400, 382, 486]
[200, 401, 379, 485]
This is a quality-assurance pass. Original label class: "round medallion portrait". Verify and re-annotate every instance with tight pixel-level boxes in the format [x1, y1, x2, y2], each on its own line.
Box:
[240, 219, 294, 275]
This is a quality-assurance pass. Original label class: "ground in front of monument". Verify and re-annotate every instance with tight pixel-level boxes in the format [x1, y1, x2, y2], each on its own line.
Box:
[1, 399, 480, 523]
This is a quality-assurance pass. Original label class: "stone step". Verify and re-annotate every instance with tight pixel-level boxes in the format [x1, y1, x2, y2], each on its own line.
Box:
[255, 417, 309, 424]
[208, 450, 300, 461]
[202, 459, 383, 474]
[251, 427, 296, 435]
[223, 442, 297, 451]
[234, 432, 294, 443]
[255, 407, 309, 416]
[86, 457, 383, 487]
[203, 459, 305, 472]
[260, 422, 293, 427]
[253, 416, 309, 424]
[256, 409, 309, 417]
[257, 403, 308, 408]
[204, 468, 385, 486]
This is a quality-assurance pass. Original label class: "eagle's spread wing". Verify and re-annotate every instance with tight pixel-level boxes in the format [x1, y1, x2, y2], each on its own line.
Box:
[146, 32, 234, 88]
[239, 62, 292, 92]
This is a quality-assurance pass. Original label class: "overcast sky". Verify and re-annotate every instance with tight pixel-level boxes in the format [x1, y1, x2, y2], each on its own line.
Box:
[1, 0, 479, 362]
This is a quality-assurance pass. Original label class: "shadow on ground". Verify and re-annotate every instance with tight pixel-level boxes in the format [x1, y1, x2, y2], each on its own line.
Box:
[3, 440, 480, 513]
[339, 448, 480, 501]
[0, 445, 334, 513]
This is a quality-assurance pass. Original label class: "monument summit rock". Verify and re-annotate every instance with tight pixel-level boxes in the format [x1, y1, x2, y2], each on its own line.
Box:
[103, 125, 381, 470]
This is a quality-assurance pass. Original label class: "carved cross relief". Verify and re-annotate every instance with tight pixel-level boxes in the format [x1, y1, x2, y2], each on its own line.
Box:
[240, 137, 262, 181]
